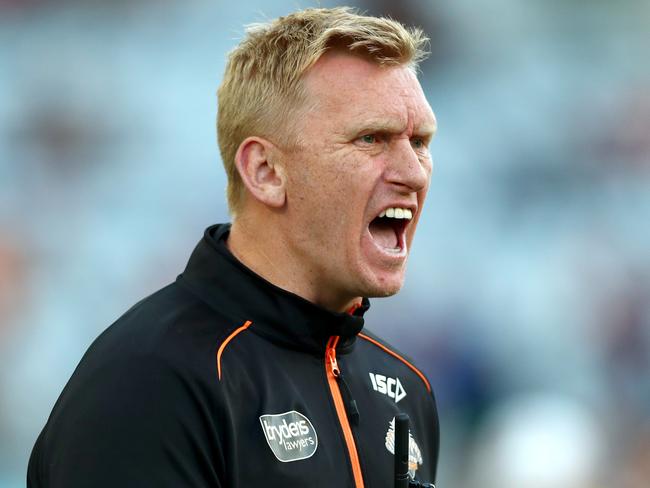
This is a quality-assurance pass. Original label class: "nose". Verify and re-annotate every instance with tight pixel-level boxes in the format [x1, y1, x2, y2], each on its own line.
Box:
[384, 138, 431, 192]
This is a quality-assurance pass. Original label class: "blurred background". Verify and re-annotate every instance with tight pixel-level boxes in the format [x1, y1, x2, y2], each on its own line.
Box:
[1, 0, 649, 486]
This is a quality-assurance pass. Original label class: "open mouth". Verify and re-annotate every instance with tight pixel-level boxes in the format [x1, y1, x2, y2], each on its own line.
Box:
[368, 207, 413, 253]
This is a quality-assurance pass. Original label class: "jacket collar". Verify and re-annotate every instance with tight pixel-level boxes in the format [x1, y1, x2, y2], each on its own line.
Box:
[178, 223, 369, 355]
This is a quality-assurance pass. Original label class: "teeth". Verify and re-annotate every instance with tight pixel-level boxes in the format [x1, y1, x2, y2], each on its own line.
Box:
[378, 207, 413, 220]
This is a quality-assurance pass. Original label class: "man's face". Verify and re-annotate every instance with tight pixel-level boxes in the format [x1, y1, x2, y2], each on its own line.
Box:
[278, 52, 436, 310]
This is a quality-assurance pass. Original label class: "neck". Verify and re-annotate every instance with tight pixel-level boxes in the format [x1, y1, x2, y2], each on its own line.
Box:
[227, 215, 359, 313]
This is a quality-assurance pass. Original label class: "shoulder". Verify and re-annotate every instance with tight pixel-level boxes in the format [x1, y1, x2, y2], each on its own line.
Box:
[86, 281, 245, 370]
[39, 283, 238, 450]
[58, 281, 252, 413]
[31, 281, 248, 485]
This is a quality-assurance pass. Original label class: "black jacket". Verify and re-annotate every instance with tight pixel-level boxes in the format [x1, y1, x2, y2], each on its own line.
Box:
[28, 224, 439, 487]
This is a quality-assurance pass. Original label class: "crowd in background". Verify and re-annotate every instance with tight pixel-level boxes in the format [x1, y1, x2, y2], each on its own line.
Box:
[1, 0, 649, 486]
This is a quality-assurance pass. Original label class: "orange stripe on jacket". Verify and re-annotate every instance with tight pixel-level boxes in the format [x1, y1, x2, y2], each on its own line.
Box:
[325, 335, 365, 488]
[217, 321, 252, 380]
[358, 332, 431, 392]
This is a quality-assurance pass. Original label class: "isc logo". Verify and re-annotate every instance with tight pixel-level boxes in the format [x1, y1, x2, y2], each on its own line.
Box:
[369, 373, 407, 403]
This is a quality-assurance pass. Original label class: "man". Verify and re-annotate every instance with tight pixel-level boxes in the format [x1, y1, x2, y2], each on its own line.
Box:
[28, 7, 439, 487]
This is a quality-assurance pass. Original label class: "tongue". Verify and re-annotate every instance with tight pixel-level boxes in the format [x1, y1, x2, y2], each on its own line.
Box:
[368, 220, 398, 249]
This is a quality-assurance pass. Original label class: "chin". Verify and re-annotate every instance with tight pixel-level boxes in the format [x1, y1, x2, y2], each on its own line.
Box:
[360, 273, 405, 299]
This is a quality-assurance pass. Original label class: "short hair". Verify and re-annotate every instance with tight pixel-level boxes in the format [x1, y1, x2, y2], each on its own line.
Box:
[217, 6, 429, 215]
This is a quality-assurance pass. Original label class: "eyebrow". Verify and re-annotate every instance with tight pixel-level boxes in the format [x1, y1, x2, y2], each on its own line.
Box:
[350, 118, 437, 138]
[415, 122, 437, 137]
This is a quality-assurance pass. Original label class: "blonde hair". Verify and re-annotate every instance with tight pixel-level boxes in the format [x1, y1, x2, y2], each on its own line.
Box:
[217, 6, 429, 214]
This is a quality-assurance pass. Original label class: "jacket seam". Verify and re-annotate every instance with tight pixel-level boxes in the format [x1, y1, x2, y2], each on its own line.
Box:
[216, 321, 253, 381]
[358, 333, 432, 392]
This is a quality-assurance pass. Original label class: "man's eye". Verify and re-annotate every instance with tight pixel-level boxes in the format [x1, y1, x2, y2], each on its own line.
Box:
[360, 134, 377, 144]
[411, 138, 425, 149]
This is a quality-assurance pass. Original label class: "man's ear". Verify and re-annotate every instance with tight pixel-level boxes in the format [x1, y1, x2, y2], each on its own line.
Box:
[234, 136, 286, 208]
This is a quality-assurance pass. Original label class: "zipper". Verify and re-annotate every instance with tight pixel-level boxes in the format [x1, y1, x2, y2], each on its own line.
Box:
[325, 336, 365, 488]
[326, 338, 359, 422]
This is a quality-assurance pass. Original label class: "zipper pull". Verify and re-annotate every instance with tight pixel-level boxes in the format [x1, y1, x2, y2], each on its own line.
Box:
[328, 348, 340, 377]
[337, 370, 360, 426]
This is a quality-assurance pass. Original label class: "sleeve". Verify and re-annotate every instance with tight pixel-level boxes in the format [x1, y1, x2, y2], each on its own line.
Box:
[30, 354, 224, 488]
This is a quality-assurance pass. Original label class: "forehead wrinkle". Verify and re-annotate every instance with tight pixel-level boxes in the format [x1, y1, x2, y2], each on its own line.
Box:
[371, 87, 434, 137]
[346, 95, 412, 134]
[354, 101, 434, 137]
[303, 54, 435, 138]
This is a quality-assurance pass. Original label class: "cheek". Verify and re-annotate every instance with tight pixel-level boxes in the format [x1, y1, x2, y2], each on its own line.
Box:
[288, 151, 374, 227]
[297, 166, 356, 208]
[289, 179, 342, 236]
